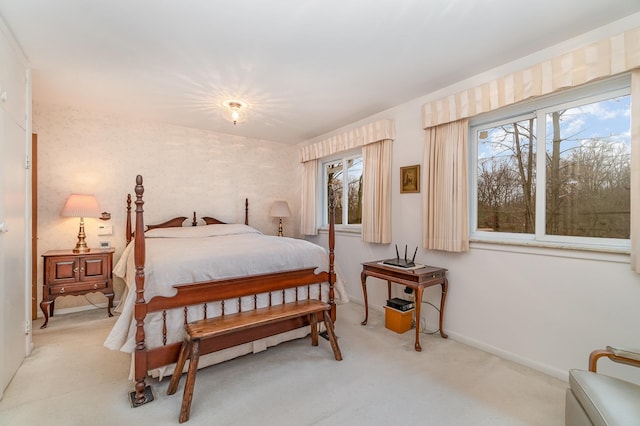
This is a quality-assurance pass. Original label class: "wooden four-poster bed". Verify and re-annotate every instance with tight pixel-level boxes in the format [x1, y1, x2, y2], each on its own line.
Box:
[105, 175, 339, 406]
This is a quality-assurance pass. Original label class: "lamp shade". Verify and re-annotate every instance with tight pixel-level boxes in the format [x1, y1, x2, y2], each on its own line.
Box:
[61, 194, 100, 218]
[269, 200, 291, 218]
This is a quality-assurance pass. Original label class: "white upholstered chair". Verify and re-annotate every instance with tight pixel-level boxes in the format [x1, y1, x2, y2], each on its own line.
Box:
[565, 346, 640, 425]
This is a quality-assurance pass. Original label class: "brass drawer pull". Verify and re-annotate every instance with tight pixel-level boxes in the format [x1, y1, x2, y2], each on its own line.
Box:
[93, 283, 98, 290]
[59, 287, 65, 294]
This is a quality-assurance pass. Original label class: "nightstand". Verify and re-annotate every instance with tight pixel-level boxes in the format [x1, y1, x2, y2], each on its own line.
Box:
[40, 248, 115, 328]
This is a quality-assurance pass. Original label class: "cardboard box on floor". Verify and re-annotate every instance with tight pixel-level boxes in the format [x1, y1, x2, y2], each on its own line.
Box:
[384, 306, 414, 333]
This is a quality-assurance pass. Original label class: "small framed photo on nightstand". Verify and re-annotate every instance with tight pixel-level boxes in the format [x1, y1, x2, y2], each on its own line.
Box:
[99, 241, 111, 250]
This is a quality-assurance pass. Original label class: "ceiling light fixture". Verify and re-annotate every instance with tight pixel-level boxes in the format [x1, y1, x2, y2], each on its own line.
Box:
[222, 99, 247, 125]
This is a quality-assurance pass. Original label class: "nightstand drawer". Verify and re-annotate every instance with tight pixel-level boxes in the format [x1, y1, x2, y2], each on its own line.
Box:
[49, 280, 108, 296]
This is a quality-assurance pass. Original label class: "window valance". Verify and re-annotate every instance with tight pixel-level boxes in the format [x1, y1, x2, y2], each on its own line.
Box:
[422, 26, 640, 129]
[299, 119, 395, 162]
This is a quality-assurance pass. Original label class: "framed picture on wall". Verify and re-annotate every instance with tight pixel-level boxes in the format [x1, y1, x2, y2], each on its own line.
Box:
[400, 165, 420, 193]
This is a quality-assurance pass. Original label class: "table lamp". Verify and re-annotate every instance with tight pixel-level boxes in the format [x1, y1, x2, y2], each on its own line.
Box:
[61, 194, 100, 253]
[269, 200, 291, 237]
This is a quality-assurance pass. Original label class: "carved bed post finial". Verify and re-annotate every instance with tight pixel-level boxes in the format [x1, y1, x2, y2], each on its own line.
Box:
[131, 175, 151, 406]
[328, 187, 336, 321]
[192, 211, 197, 227]
[245, 198, 249, 225]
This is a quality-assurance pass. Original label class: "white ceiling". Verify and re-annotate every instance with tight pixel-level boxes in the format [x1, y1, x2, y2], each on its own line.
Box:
[1, 1, 640, 144]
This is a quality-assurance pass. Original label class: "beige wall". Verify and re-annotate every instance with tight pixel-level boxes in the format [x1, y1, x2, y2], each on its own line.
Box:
[303, 15, 640, 385]
[33, 103, 301, 314]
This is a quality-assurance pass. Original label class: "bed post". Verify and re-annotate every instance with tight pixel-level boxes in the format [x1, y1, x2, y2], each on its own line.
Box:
[125, 194, 132, 244]
[245, 198, 249, 225]
[328, 188, 336, 322]
[130, 175, 154, 406]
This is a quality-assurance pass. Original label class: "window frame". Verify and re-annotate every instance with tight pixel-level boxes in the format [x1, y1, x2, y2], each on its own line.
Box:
[319, 149, 363, 233]
[469, 74, 632, 252]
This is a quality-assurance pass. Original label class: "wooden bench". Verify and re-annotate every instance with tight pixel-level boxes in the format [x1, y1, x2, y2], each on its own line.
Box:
[167, 299, 343, 423]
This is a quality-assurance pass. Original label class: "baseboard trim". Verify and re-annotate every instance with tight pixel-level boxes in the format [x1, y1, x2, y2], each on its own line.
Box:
[35, 300, 121, 318]
[446, 331, 569, 382]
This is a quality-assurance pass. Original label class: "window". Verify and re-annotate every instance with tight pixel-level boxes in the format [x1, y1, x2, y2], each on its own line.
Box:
[471, 77, 631, 250]
[322, 153, 363, 227]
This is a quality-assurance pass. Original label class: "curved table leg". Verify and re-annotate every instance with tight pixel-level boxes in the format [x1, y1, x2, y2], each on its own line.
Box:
[39, 300, 51, 329]
[360, 271, 369, 325]
[414, 286, 423, 351]
[439, 278, 448, 339]
[106, 292, 114, 317]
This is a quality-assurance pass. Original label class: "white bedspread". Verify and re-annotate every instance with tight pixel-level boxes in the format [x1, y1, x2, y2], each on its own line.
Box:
[104, 224, 347, 377]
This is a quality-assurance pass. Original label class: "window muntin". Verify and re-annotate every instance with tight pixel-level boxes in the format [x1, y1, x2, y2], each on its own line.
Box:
[471, 82, 631, 250]
[322, 153, 363, 228]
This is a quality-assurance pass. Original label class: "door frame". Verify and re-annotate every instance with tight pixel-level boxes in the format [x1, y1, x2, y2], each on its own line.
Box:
[31, 133, 37, 319]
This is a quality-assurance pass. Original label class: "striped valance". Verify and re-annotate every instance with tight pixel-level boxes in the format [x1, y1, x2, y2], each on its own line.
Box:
[300, 119, 395, 162]
[422, 26, 640, 129]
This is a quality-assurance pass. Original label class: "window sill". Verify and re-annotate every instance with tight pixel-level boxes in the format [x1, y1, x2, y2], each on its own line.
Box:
[318, 226, 362, 237]
[469, 238, 630, 263]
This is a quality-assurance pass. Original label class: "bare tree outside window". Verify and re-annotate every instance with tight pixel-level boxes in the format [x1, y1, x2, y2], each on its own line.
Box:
[544, 97, 631, 238]
[477, 118, 536, 234]
[347, 157, 363, 224]
[325, 155, 363, 226]
[326, 161, 344, 225]
[475, 93, 630, 241]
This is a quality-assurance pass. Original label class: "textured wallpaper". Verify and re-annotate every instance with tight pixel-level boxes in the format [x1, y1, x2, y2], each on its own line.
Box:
[33, 103, 302, 314]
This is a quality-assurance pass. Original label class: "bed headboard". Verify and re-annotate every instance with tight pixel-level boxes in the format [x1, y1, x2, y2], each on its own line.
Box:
[125, 196, 250, 244]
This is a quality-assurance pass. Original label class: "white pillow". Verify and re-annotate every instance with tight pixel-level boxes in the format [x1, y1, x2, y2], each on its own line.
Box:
[145, 223, 261, 238]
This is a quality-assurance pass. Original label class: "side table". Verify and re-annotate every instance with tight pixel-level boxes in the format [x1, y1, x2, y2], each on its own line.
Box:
[361, 260, 448, 351]
[40, 248, 115, 328]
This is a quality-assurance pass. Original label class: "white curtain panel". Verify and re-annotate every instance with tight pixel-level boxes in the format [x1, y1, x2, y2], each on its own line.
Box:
[300, 159, 318, 235]
[423, 119, 469, 252]
[631, 70, 640, 272]
[362, 139, 392, 243]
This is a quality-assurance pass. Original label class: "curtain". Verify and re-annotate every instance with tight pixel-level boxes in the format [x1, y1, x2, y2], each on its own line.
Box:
[631, 70, 640, 272]
[300, 119, 395, 162]
[300, 159, 318, 235]
[422, 27, 640, 129]
[362, 139, 392, 243]
[299, 119, 395, 236]
[423, 119, 469, 252]
[420, 26, 640, 268]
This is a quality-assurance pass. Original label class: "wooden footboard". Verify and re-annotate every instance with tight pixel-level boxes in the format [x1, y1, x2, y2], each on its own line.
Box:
[129, 175, 336, 406]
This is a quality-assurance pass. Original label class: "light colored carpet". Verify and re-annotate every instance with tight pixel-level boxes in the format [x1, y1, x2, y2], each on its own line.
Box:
[0, 303, 566, 425]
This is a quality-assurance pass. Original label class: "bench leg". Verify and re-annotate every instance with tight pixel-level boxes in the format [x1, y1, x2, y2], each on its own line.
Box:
[179, 338, 201, 423]
[323, 311, 343, 361]
[309, 313, 319, 346]
[168, 337, 191, 396]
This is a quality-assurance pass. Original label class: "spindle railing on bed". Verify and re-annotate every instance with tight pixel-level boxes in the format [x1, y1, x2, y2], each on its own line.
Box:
[128, 175, 336, 406]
